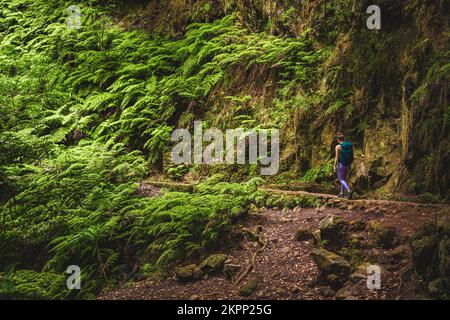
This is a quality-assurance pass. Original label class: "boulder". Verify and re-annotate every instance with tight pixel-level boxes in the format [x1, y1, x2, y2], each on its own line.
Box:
[239, 276, 260, 297]
[199, 254, 228, 274]
[368, 221, 398, 248]
[311, 248, 351, 279]
[410, 208, 450, 297]
[411, 234, 439, 278]
[295, 228, 314, 241]
[175, 264, 205, 282]
[319, 214, 348, 248]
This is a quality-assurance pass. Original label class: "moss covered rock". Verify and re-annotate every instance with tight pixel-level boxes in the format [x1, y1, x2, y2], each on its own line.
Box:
[411, 235, 439, 278]
[368, 221, 398, 248]
[411, 207, 450, 297]
[311, 248, 351, 280]
[318, 214, 349, 248]
[239, 276, 261, 297]
[175, 264, 205, 282]
[199, 254, 228, 274]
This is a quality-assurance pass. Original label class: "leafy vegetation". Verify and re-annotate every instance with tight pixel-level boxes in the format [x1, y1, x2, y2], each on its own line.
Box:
[0, 0, 282, 298]
[0, 0, 448, 300]
[300, 161, 334, 183]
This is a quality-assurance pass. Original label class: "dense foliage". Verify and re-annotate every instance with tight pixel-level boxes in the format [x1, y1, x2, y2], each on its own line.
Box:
[0, 0, 447, 300]
[0, 0, 327, 298]
[0, 0, 292, 299]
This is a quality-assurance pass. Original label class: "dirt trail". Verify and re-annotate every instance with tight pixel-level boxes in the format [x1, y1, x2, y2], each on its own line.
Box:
[261, 188, 440, 207]
[141, 179, 440, 207]
[99, 191, 442, 300]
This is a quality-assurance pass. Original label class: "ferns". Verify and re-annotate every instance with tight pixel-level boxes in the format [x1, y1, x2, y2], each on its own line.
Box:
[0, 0, 327, 299]
[1, 0, 326, 161]
[324, 99, 349, 117]
[0, 270, 73, 300]
[1, 146, 261, 296]
[133, 176, 263, 267]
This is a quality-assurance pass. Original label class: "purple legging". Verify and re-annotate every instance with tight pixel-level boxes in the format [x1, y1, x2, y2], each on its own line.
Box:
[338, 163, 351, 194]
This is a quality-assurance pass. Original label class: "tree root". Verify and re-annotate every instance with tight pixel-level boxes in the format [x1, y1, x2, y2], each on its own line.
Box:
[234, 226, 268, 285]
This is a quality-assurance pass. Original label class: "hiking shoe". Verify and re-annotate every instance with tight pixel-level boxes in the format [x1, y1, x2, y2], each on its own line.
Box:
[338, 194, 345, 198]
[348, 191, 354, 200]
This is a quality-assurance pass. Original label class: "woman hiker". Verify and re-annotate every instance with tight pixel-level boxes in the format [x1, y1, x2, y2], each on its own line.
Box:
[333, 133, 354, 199]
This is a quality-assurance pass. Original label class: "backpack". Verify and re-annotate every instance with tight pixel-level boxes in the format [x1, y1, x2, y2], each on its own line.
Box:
[339, 141, 354, 165]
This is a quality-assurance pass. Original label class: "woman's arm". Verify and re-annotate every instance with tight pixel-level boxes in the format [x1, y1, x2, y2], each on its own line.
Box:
[334, 145, 341, 173]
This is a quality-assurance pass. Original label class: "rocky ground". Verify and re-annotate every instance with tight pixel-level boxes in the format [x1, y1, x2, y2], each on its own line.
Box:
[99, 194, 444, 300]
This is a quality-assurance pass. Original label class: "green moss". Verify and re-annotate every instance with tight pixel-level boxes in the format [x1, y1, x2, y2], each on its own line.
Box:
[263, 193, 323, 209]
[336, 248, 365, 272]
[239, 276, 260, 297]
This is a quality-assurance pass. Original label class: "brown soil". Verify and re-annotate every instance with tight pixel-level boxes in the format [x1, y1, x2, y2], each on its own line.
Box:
[98, 191, 443, 300]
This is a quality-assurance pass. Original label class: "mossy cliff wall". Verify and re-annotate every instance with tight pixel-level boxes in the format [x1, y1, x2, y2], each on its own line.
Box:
[118, 0, 449, 196]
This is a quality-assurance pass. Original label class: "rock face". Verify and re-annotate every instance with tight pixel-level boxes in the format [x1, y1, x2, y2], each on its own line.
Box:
[199, 254, 228, 274]
[175, 264, 205, 282]
[411, 207, 450, 297]
[311, 248, 351, 280]
[318, 214, 348, 248]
